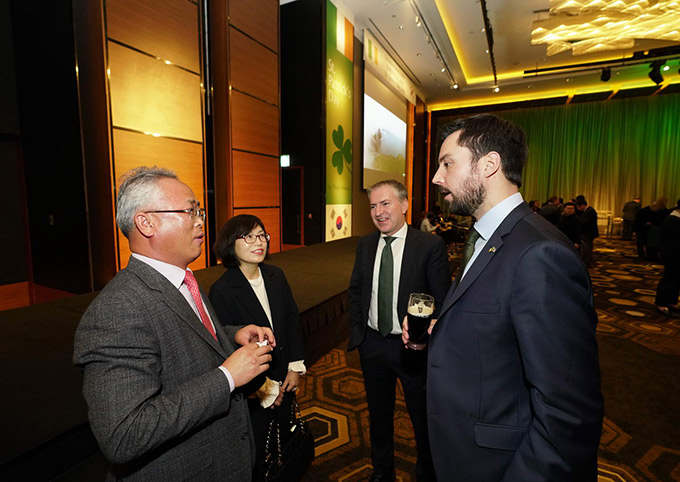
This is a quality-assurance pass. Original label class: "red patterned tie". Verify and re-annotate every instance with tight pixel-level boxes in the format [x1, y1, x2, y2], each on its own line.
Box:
[183, 270, 217, 340]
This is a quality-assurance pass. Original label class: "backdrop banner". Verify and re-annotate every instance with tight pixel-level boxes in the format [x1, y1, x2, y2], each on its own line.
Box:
[325, 0, 354, 242]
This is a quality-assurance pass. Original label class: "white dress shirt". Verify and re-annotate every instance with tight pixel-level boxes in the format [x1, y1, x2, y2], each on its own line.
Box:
[368, 222, 408, 335]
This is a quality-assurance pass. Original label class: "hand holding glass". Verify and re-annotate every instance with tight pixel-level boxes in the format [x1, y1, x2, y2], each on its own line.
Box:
[405, 293, 434, 350]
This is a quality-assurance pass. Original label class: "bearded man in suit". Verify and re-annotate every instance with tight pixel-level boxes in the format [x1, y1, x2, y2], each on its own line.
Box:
[348, 179, 451, 482]
[74, 166, 274, 481]
[404, 114, 603, 481]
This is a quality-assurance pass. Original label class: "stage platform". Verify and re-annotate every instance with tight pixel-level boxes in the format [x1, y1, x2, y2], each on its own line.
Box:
[0, 236, 359, 481]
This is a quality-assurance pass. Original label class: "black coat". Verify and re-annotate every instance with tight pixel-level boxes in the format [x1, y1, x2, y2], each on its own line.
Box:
[209, 263, 305, 383]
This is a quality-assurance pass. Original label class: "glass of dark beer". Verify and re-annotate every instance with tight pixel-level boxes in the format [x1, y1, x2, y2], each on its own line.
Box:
[406, 293, 434, 350]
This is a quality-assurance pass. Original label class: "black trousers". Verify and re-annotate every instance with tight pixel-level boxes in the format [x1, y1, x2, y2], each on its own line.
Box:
[358, 327, 436, 481]
[655, 258, 680, 307]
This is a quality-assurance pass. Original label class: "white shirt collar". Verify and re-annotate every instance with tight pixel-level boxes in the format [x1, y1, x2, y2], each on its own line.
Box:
[474, 192, 524, 241]
[381, 221, 409, 240]
[131, 252, 188, 289]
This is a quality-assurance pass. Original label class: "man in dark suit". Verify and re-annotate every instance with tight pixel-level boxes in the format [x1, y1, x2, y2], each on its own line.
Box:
[348, 180, 451, 482]
[74, 167, 275, 481]
[410, 115, 603, 481]
[577, 199, 599, 268]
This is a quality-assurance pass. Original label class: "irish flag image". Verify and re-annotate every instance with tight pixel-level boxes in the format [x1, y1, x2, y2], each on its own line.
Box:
[328, 0, 354, 60]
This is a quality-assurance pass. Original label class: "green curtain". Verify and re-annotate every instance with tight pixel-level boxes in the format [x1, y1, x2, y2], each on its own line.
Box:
[435, 93, 680, 219]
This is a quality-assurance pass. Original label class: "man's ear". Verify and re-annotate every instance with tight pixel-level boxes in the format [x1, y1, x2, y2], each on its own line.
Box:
[134, 213, 155, 238]
[401, 198, 410, 216]
[481, 151, 501, 179]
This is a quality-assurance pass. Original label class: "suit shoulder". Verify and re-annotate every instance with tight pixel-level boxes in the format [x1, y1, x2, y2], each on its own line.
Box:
[516, 213, 573, 247]
[407, 226, 445, 247]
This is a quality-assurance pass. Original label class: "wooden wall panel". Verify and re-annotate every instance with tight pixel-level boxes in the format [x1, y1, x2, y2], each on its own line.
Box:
[113, 128, 206, 270]
[232, 151, 279, 208]
[231, 91, 279, 156]
[230, 27, 278, 105]
[229, 0, 278, 52]
[0, 282, 30, 311]
[106, 0, 200, 73]
[233, 207, 281, 254]
[108, 42, 202, 141]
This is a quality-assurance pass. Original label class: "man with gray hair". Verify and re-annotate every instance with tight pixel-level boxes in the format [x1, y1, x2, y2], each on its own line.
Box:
[348, 179, 450, 482]
[74, 166, 275, 481]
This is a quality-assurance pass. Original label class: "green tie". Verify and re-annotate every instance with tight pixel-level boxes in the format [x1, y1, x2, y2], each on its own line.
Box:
[378, 236, 395, 337]
[457, 227, 480, 285]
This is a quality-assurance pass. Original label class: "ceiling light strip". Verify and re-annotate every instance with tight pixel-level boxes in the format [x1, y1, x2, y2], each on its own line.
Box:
[480, 0, 498, 88]
[409, 0, 458, 89]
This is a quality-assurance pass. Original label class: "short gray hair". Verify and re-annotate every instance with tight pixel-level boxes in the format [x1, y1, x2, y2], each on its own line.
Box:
[367, 179, 408, 202]
[116, 166, 178, 238]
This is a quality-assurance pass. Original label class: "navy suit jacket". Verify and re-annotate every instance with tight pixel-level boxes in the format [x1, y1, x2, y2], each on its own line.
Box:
[348, 226, 451, 350]
[427, 203, 603, 482]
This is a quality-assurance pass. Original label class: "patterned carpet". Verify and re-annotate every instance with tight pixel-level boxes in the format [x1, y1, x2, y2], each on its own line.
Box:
[297, 237, 680, 482]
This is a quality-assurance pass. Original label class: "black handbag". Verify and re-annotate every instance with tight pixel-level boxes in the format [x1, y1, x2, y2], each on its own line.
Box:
[255, 393, 315, 482]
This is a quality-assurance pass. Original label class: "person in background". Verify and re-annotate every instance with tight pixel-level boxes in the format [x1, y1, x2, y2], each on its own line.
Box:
[577, 199, 599, 268]
[559, 202, 581, 249]
[654, 200, 680, 317]
[348, 180, 450, 482]
[209, 214, 306, 469]
[539, 196, 561, 225]
[412, 114, 602, 482]
[420, 211, 439, 233]
[74, 167, 274, 481]
[621, 197, 641, 241]
[528, 200, 541, 213]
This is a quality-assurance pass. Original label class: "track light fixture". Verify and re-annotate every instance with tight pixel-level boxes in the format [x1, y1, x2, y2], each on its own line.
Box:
[649, 60, 665, 85]
[600, 67, 611, 82]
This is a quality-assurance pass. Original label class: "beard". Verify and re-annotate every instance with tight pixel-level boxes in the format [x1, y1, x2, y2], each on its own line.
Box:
[442, 171, 486, 217]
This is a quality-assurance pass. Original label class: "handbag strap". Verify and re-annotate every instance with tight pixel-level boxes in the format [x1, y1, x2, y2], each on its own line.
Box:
[263, 418, 282, 471]
[289, 392, 306, 435]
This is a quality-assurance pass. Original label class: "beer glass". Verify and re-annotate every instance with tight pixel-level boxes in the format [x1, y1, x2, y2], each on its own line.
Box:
[406, 293, 434, 350]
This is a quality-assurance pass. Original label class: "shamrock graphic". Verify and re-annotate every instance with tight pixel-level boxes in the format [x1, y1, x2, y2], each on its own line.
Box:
[331, 124, 352, 175]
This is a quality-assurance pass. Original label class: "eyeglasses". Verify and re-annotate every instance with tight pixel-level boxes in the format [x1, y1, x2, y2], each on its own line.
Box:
[239, 233, 271, 244]
[146, 207, 206, 223]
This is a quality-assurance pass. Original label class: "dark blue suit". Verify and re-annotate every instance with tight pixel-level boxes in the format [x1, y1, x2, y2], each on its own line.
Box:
[428, 203, 603, 481]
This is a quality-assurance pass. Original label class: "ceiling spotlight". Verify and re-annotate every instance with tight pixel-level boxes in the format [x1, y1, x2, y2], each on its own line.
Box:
[649, 61, 665, 84]
[441, 67, 446, 72]
[600, 67, 611, 82]
[415, 16, 421, 27]
[493, 86, 500, 93]
[399, 25, 404, 29]
[453, 83, 459, 89]
[662, 65, 670, 72]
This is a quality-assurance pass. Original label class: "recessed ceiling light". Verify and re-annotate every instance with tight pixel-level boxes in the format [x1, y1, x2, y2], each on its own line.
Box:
[485, 49, 489, 54]
[662, 65, 670, 71]
[441, 67, 446, 72]
[493, 86, 500, 92]
[399, 25, 404, 29]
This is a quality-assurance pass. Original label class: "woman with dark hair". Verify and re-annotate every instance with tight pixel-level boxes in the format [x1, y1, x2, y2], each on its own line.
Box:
[209, 214, 306, 466]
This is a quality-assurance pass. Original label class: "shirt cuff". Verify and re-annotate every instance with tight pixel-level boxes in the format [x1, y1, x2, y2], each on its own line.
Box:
[218, 366, 235, 392]
[288, 360, 307, 375]
[255, 377, 280, 408]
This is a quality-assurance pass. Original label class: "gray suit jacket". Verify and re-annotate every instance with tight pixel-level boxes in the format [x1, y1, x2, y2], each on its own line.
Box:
[74, 256, 255, 481]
